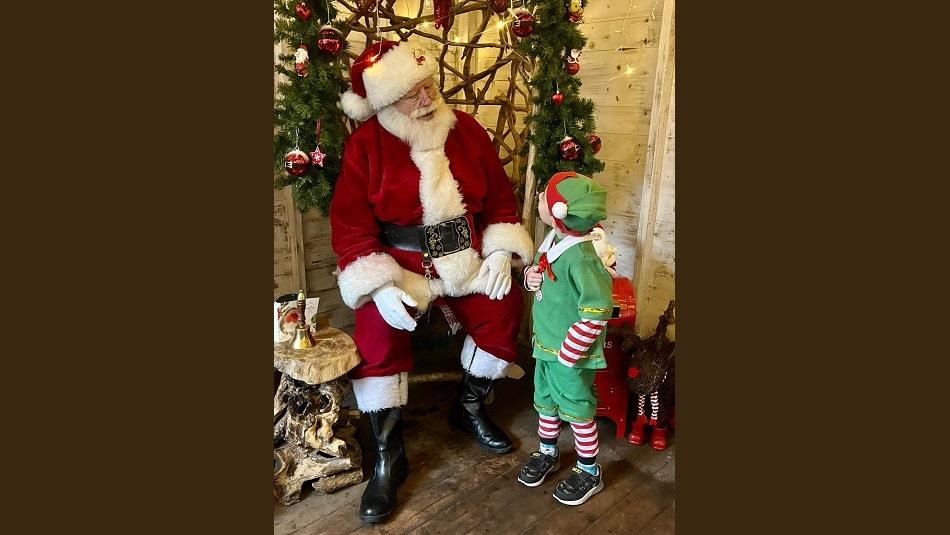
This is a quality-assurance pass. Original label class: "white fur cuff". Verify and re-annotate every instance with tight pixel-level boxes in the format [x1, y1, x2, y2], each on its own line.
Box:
[337, 252, 404, 310]
[350, 373, 409, 412]
[481, 222, 534, 264]
[460, 335, 512, 380]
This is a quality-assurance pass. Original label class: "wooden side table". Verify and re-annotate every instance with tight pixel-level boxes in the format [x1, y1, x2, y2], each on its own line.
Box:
[273, 326, 363, 505]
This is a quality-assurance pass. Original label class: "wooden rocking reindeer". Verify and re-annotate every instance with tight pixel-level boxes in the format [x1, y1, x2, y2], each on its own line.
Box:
[625, 300, 675, 450]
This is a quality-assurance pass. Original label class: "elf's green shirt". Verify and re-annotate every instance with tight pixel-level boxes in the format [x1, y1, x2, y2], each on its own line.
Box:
[531, 237, 614, 370]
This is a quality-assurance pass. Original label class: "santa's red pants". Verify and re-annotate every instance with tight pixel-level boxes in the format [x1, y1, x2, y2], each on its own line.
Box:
[350, 288, 524, 379]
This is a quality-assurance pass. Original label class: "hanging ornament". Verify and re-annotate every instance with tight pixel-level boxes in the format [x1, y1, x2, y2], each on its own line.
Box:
[294, 1, 312, 22]
[565, 48, 581, 76]
[309, 120, 327, 168]
[316, 25, 343, 55]
[552, 91, 564, 107]
[434, 0, 455, 31]
[511, 9, 535, 37]
[355, 0, 377, 14]
[294, 44, 309, 77]
[587, 134, 602, 155]
[567, 0, 584, 24]
[284, 149, 310, 177]
[490, 0, 510, 14]
[559, 136, 581, 161]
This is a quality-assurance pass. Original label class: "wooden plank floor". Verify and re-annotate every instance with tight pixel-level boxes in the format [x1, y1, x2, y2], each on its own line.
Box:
[275, 354, 675, 535]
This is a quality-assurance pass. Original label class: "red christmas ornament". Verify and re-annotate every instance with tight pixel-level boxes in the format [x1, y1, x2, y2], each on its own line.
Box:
[284, 150, 310, 177]
[511, 9, 535, 37]
[309, 120, 327, 168]
[309, 147, 326, 167]
[588, 134, 602, 155]
[565, 60, 580, 76]
[316, 26, 343, 55]
[294, 1, 312, 22]
[490, 0, 510, 14]
[355, 0, 377, 14]
[434, 0, 455, 31]
[559, 136, 581, 161]
[552, 92, 564, 106]
[294, 44, 309, 77]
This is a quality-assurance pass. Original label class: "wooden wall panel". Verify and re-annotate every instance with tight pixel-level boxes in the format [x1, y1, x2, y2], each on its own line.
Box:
[578, 1, 665, 280]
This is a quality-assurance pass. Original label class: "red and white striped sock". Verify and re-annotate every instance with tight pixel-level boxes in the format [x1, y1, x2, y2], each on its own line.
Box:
[538, 414, 561, 441]
[571, 420, 600, 460]
[558, 319, 608, 367]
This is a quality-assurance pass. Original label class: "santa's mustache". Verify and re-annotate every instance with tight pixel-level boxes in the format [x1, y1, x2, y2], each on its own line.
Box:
[409, 96, 444, 119]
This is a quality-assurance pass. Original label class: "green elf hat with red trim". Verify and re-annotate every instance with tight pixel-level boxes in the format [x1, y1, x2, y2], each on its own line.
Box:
[545, 171, 608, 235]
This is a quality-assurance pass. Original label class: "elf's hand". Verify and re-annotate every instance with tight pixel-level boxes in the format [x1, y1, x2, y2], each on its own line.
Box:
[371, 282, 418, 331]
[523, 265, 543, 291]
[478, 251, 512, 300]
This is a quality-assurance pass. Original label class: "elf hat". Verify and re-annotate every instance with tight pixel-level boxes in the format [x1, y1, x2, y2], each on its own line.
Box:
[340, 40, 438, 122]
[545, 171, 608, 235]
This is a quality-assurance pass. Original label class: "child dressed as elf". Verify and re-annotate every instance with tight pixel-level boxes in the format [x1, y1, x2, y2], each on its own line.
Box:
[517, 171, 614, 506]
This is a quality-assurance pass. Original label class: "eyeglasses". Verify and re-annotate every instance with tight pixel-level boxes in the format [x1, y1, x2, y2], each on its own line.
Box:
[398, 83, 438, 106]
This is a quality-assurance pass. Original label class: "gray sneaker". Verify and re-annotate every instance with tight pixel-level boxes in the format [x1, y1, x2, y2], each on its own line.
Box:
[517, 451, 561, 487]
[553, 466, 604, 506]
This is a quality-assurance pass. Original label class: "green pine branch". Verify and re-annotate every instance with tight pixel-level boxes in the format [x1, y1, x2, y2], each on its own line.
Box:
[273, 0, 349, 213]
[516, 0, 604, 192]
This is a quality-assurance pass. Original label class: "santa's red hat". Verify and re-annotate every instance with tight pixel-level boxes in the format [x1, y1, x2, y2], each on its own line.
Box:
[340, 40, 438, 121]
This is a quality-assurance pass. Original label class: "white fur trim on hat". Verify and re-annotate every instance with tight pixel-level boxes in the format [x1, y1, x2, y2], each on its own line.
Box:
[340, 89, 376, 121]
[350, 372, 409, 412]
[481, 222, 534, 263]
[363, 42, 438, 111]
[551, 201, 568, 220]
[336, 252, 404, 309]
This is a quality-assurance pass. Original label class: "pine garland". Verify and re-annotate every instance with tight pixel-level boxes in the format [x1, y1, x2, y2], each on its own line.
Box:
[516, 0, 604, 192]
[274, 0, 350, 213]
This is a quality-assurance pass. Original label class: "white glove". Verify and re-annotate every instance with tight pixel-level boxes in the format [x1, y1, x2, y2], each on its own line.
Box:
[478, 251, 512, 300]
[371, 282, 418, 331]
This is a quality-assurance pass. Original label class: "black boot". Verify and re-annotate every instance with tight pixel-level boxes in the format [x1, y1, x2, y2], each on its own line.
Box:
[359, 407, 409, 523]
[449, 371, 513, 453]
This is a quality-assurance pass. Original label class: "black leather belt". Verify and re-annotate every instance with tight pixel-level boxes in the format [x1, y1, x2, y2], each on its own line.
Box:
[380, 215, 473, 259]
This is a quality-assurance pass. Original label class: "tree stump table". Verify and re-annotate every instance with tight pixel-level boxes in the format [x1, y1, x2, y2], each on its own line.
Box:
[273, 326, 363, 505]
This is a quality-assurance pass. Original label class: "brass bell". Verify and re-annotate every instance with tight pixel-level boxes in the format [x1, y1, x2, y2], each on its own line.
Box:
[290, 290, 317, 350]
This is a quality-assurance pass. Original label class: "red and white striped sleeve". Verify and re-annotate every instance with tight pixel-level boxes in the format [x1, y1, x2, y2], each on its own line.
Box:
[557, 319, 608, 368]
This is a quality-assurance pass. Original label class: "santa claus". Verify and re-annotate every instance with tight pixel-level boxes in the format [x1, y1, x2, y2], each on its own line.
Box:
[330, 40, 534, 523]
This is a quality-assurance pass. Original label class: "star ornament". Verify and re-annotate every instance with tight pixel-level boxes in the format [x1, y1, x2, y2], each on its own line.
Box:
[309, 146, 326, 167]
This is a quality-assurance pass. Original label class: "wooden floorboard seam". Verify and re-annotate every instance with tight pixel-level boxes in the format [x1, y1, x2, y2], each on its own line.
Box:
[632, 500, 675, 535]
[573, 459, 673, 535]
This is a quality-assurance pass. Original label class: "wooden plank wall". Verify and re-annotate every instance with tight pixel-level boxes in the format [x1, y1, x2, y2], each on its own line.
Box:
[577, 0, 666, 284]
[633, 0, 675, 337]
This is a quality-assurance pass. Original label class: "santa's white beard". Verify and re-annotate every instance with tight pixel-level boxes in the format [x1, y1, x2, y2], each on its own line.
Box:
[376, 97, 456, 151]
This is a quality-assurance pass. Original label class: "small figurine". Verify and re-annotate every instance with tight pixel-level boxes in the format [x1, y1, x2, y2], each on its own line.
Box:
[625, 300, 675, 450]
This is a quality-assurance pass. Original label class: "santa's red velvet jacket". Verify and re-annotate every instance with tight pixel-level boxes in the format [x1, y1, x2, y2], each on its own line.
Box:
[329, 105, 534, 312]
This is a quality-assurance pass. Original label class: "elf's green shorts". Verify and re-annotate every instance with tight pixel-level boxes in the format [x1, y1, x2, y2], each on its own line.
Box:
[532, 359, 598, 423]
